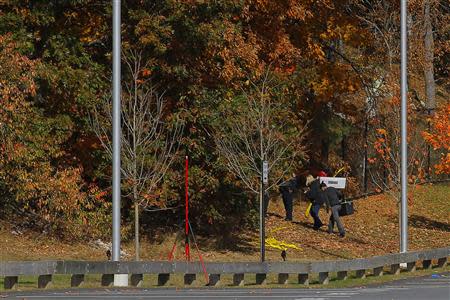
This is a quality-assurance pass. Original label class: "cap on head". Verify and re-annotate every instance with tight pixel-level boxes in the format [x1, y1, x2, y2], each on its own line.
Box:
[318, 170, 327, 177]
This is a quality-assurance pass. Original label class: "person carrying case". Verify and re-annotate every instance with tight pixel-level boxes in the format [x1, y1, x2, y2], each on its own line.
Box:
[339, 195, 354, 216]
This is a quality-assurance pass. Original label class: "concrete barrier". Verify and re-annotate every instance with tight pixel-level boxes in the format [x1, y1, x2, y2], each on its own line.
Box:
[1, 247, 448, 289]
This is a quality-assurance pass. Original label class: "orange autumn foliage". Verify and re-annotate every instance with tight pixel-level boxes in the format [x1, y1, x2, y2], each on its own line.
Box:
[422, 104, 450, 174]
[0, 34, 110, 239]
[368, 96, 427, 191]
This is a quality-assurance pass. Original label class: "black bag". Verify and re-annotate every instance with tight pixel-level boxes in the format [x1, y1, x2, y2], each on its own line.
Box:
[339, 201, 354, 216]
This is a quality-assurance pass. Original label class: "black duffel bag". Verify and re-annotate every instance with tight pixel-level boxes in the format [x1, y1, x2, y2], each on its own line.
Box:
[339, 201, 354, 216]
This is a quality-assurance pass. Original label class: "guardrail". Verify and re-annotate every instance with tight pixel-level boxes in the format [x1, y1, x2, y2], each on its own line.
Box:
[1, 247, 448, 289]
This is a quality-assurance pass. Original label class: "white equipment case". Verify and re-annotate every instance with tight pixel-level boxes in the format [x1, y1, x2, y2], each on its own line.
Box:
[319, 177, 346, 189]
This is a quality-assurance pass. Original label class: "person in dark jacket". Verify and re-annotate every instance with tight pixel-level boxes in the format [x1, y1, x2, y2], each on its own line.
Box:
[321, 182, 345, 237]
[305, 175, 325, 230]
[278, 175, 297, 221]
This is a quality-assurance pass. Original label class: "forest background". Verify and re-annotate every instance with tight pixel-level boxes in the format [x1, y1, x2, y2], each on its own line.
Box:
[0, 0, 448, 249]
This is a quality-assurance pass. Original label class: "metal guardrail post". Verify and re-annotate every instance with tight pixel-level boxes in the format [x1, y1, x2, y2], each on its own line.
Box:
[233, 273, 245, 286]
[37, 275, 52, 289]
[70, 274, 84, 287]
[4, 276, 18, 290]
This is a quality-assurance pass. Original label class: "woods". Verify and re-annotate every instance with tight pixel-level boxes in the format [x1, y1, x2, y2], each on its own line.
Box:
[0, 0, 448, 244]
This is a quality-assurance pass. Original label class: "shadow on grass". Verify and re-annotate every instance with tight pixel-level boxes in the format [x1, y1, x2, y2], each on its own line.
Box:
[195, 232, 257, 254]
[267, 212, 284, 219]
[343, 235, 370, 245]
[292, 220, 314, 229]
[291, 220, 369, 247]
[306, 244, 351, 259]
[145, 224, 258, 256]
[409, 215, 450, 232]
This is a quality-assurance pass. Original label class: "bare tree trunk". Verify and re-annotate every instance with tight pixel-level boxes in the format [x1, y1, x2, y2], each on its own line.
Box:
[363, 119, 368, 193]
[424, 0, 435, 110]
[424, 0, 435, 179]
[259, 122, 265, 262]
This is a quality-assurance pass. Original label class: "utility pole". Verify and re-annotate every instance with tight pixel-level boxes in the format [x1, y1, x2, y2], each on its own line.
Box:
[185, 155, 190, 262]
[260, 161, 268, 262]
[112, 0, 128, 286]
[400, 0, 408, 254]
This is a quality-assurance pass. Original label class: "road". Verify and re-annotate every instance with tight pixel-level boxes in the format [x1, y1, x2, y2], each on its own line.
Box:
[1, 272, 449, 300]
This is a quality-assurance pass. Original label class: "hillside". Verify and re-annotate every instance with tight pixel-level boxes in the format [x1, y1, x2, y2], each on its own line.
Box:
[1, 183, 449, 262]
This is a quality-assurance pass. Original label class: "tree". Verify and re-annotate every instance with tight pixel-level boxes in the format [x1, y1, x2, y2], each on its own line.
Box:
[422, 104, 450, 175]
[212, 69, 308, 202]
[0, 34, 110, 239]
[369, 96, 427, 193]
[92, 50, 183, 260]
[211, 69, 308, 258]
[368, 96, 427, 241]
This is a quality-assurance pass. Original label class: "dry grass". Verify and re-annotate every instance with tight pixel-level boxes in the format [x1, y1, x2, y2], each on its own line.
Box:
[1, 183, 449, 262]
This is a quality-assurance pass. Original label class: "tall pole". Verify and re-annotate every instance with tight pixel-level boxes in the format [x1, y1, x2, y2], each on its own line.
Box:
[260, 161, 268, 262]
[185, 155, 190, 261]
[260, 174, 265, 262]
[400, 0, 408, 253]
[112, 0, 127, 286]
[112, 0, 121, 262]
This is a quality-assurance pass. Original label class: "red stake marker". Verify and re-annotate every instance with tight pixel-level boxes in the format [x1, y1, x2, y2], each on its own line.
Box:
[185, 155, 190, 261]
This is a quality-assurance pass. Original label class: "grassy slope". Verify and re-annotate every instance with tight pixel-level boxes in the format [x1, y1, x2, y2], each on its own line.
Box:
[0, 183, 449, 262]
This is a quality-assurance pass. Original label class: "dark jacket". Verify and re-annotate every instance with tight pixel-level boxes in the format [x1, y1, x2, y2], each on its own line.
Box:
[279, 178, 296, 194]
[305, 179, 327, 206]
[324, 187, 343, 207]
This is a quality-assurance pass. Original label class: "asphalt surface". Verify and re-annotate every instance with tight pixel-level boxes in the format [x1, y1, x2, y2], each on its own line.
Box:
[1, 272, 449, 300]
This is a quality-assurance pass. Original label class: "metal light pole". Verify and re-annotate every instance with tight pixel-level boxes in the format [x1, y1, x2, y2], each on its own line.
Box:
[112, 0, 121, 261]
[260, 161, 268, 262]
[400, 0, 408, 254]
[112, 0, 121, 264]
[112, 0, 127, 286]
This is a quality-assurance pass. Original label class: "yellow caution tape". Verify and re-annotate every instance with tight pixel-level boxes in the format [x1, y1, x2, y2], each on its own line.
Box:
[269, 226, 290, 234]
[265, 237, 302, 251]
[334, 167, 345, 177]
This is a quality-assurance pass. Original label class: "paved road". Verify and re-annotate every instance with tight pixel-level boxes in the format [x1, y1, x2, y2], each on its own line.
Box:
[2, 273, 449, 300]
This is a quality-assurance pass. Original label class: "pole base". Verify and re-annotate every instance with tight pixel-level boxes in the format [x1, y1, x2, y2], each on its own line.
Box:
[114, 274, 129, 287]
